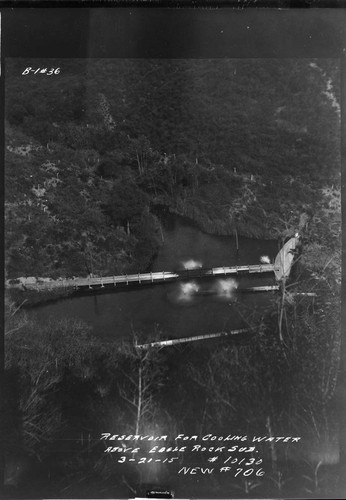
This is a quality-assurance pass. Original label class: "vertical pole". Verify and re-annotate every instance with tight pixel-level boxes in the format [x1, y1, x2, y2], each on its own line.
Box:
[235, 227, 239, 256]
[159, 224, 164, 243]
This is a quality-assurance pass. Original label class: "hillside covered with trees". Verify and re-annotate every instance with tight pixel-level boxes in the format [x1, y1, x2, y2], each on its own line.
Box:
[5, 58, 340, 280]
[4, 58, 342, 498]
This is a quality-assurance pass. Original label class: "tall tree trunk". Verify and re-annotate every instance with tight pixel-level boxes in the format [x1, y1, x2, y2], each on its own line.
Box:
[278, 280, 285, 342]
[135, 364, 142, 436]
[266, 415, 278, 474]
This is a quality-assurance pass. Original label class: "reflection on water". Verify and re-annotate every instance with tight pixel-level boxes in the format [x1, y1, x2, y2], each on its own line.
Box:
[214, 278, 238, 299]
[181, 259, 202, 270]
[167, 278, 239, 306]
[178, 281, 200, 302]
[167, 281, 200, 305]
[260, 255, 271, 264]
[29, 216, 278, 339]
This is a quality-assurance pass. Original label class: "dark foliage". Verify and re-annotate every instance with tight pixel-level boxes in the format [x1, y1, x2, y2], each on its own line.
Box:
[4, 58, 341, 498]
[5, 58, 340, 279]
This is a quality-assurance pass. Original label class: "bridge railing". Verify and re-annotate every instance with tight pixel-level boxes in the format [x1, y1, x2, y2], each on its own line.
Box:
[7, 263, 277, 291]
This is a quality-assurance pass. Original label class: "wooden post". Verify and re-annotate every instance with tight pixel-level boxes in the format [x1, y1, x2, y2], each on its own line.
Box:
[235, 227, 239, 253]
[159, 224, 164, 243]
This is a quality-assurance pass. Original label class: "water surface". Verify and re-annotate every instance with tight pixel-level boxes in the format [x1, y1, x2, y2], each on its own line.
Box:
[30, 216, 279, 340]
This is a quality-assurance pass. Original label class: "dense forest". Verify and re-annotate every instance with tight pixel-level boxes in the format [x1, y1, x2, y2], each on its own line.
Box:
[5, 58, 340, 279]
[4, 59, 342, 498]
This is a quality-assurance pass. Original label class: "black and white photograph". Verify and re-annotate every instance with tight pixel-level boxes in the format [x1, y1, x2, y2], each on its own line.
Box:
[2, 6, 345, 500]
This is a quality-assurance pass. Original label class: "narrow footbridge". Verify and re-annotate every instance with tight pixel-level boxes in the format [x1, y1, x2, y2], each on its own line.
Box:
[14, 263, 276, 291]
[7, 235, 301, 292]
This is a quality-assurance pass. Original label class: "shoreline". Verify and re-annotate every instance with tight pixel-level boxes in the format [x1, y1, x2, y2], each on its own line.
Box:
[4, 207, 290, 309]
[6, 286, 76, 309]
[155, 200, 279, 240]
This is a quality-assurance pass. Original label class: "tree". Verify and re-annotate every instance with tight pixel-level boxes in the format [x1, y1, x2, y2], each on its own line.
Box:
[107, 181, 149, 233]
[117, 336, 167, 436]
[5, 311, 98, 460]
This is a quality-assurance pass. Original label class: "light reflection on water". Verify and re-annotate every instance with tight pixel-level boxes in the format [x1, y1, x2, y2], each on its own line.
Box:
[260, 255, 271, 264]
[181, 259, 203, 270]
[213, 278, 238, 299]
[29, 216, 278, 339]
[177, 281, 200, 302]
[168, 278, 239, 306]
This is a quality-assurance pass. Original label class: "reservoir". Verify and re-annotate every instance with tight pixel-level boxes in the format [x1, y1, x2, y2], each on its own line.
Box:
[29, 215, 279, 341]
